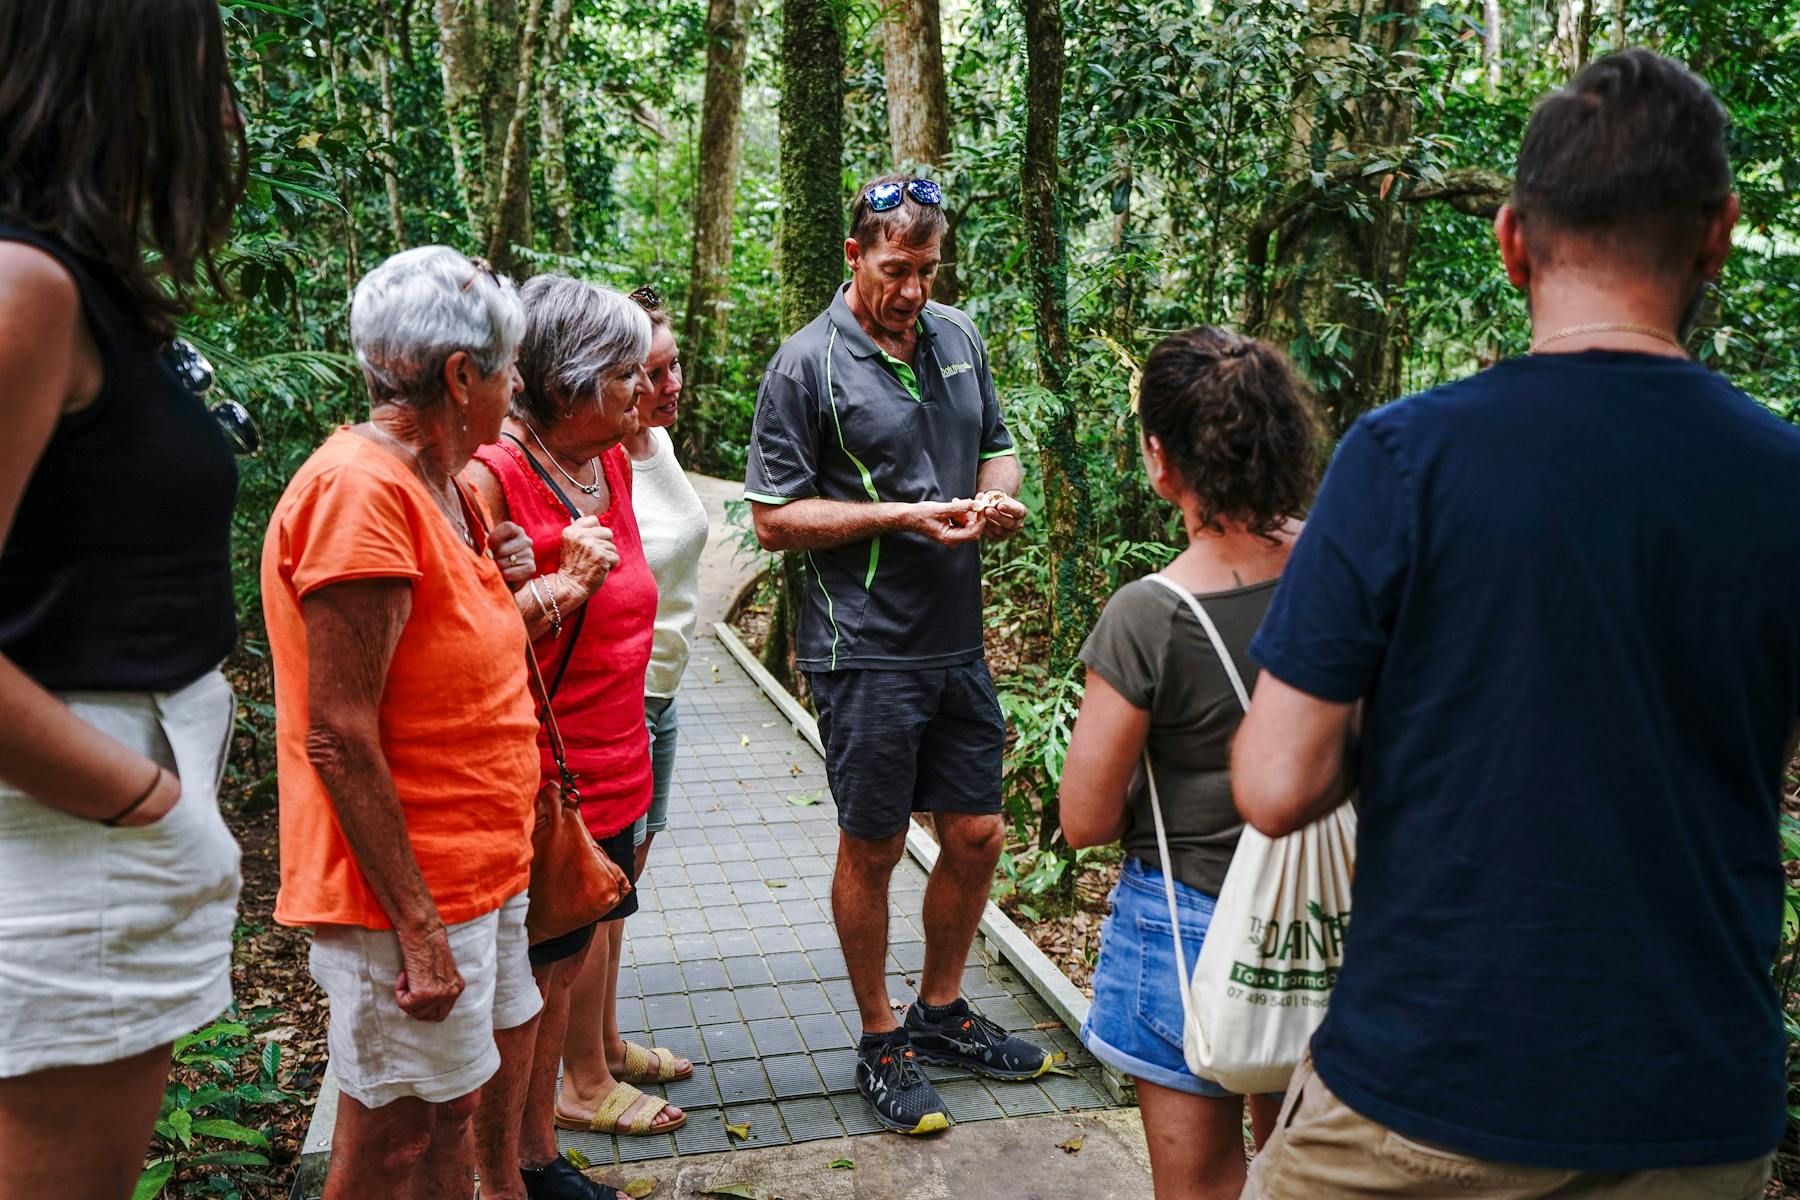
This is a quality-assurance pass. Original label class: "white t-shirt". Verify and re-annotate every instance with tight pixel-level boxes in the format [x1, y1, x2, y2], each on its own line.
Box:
[630, 426, 710, 698]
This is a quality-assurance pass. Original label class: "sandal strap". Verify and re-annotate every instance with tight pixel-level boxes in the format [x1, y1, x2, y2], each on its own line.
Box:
[592, 1081, 644, 1131]
[623, 1040, 683, 1081]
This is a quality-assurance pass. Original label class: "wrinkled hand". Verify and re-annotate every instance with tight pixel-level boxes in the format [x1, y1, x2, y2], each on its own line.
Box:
[488, 521, 536, 590]
[907, 499, 986, 547]
[972, 491, 1027, 542]
[394, 923, 464, 1022]
[560, 514, 620, 593]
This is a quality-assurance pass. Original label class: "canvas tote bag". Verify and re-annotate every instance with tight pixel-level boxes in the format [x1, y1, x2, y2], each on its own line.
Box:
[1140, 573, 1356, 1096]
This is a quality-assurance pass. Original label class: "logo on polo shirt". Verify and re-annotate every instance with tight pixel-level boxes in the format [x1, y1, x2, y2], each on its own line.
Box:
[942, 361, 974, 377]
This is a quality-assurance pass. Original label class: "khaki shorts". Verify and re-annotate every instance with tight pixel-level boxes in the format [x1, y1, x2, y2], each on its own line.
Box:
[1245, 1052, 1772, 1200]
[309, 892, 541, 1109]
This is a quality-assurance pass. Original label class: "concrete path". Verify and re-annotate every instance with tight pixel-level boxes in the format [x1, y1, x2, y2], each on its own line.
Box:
[688, 470, 758, 627]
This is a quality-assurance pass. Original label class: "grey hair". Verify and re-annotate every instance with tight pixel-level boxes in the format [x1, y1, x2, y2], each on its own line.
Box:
[514, 274, 654, 427]
[349, 245, 526, 408]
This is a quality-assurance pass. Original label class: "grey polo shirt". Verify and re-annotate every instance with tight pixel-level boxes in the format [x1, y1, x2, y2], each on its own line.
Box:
[744, 285, 1016, 672]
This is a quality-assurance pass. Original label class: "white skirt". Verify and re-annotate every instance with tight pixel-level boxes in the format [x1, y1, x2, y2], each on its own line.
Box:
[0, 670, 243, 1077]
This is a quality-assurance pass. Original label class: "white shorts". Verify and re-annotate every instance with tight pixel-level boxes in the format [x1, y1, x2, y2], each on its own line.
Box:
[0, 671, 243, 1078]
[308, 891, 542, 1109]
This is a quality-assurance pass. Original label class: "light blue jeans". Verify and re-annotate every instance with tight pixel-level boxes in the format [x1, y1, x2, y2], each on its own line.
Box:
[631, 695, 677, 847]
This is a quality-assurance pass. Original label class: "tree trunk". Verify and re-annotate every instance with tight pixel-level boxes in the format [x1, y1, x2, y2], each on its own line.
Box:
[1246, 0, 1422, 436]
[778, 0, 844, 335]
[1021, 0, 1096, 852]
[539, 0, 577, 256]
[881, 0, 959, 303]
[485, 0, 544, 276]
[769, 0, 844, 684]
[434, 0, 487, 243]
[378, 0, 407, 246]
[1612, 0, 1626, 48]
[684, 0, 756, 400]
[324, 15, 361, 297]
[1483, 0, 1502, 90]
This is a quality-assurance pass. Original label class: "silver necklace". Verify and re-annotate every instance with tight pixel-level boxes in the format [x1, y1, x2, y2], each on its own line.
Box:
[524, 422, 604, 497]
[364, 424, 477, 550]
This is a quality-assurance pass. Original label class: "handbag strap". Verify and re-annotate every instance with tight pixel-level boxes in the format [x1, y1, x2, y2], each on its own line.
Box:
[455, 476, 581, 796]
[1138, 572, 1254, 1032]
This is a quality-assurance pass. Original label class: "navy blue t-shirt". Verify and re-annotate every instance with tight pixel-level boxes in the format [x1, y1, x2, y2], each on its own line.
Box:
[1251, 351, 1800, 1171]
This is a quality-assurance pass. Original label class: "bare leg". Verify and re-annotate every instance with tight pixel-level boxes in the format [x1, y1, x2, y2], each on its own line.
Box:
[473, 1013, 540, 1200]
[326, 1091, 478, 1200]
[1136, 1079, 1252, 1200]
[0, 1042, 171, 1200]
[520, 946, 586, 1168]
[832, 827, 908, 1033]
[917, 812, 1004, 1007]
[559, 920, 682, 1132]
[631, 831, 654, 882]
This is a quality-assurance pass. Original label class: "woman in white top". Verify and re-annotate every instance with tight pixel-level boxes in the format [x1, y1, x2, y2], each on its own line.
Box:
[622, 286, 709, 879]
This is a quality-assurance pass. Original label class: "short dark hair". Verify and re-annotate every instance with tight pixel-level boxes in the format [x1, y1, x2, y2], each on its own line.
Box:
[0, 0, 247, 339]
[1137, 327, 1321, 540]
[1512, 49, 1730, 272]
[848, 172, 948, 251]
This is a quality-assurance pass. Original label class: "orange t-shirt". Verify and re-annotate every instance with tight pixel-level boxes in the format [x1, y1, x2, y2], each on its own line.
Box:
[262, 428, 540, 929]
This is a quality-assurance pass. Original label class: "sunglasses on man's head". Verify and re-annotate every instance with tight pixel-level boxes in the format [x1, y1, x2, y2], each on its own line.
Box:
[165, 337, 261, 457]
[628, 284, 662, 313]
[853, 178, 943, 230]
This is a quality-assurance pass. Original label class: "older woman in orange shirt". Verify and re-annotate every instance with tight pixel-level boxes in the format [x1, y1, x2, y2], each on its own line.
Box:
[261, 246, 609, 1200]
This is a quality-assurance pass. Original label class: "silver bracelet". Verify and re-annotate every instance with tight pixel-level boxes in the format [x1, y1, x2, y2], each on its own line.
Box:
[528, 578, 560, 637]
[545, 578, 564, 636]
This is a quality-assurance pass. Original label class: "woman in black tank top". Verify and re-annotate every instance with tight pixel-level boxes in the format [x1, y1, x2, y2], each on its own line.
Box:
[0, 5, 249, 1198]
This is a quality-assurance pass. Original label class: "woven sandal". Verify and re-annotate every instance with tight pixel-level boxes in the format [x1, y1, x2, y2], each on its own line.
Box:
[617, 1040, 693, 1084]
[554, 1080, 687, 1136]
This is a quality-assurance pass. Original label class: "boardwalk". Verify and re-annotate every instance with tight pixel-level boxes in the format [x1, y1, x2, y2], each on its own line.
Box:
[552, 633, 1123, 1173]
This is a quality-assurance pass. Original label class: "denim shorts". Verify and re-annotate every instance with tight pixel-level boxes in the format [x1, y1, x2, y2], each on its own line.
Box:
[1083, 855, 1271, 1099]
[632, 695, 677, 848]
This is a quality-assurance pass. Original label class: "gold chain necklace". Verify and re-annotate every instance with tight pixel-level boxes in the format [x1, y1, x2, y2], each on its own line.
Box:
[1530, 322, 1685, 354]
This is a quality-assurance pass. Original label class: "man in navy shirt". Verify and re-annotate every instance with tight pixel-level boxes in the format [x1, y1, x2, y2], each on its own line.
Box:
[1235, 51, 1800, 1198]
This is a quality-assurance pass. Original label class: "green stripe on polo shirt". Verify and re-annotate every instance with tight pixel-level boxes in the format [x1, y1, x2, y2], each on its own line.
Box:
[744, 490, 798, 505]
[879, 348, 921, 401]
[822, 325, 885, 668]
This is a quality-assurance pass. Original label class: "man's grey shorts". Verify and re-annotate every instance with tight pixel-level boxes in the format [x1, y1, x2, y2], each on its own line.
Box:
[805, 661, 1006, 841]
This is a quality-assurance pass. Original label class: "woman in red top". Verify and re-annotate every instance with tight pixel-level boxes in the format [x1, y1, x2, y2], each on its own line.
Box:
[463, 277, 683, 1194]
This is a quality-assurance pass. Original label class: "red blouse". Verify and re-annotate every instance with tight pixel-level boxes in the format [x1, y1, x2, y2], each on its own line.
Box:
[473, 438, 658, 838]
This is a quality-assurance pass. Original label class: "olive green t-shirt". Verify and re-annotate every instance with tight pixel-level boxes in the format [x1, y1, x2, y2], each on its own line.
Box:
[1077, 575, 1277, 896]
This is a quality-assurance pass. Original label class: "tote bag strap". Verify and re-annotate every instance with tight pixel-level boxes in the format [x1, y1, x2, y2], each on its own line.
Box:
[1137, 572, 1253, 1037]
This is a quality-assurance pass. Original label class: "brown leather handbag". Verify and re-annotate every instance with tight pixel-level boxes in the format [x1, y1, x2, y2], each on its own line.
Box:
[521, 624, 629, 944]
[457, 478, 629, 944]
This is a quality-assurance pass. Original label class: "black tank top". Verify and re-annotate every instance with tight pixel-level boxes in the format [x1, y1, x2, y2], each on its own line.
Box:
[0, 224, 238, 691]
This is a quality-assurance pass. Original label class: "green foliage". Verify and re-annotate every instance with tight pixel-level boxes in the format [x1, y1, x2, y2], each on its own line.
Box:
[136, 1009, 301, 1199]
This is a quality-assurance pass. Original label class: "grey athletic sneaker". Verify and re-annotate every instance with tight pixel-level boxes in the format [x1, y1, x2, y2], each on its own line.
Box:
[904, 998, 1056, 1081]
[855, 1032, 951, 1135]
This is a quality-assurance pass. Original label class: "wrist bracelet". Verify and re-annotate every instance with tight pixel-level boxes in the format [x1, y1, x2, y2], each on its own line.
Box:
[103, 765, 166, 827]
[545, 577, 564, 637]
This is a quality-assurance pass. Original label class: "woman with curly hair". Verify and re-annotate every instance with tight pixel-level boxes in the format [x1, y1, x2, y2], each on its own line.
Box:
[1059, 326, 1321, 1200]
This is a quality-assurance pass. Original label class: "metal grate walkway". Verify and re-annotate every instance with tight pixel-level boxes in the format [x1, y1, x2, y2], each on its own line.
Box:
[553, 634, 1121, 1170]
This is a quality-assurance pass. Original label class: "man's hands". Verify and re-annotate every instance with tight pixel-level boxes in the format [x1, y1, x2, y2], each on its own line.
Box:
[488, 521, 536, 590]
[971, 490, 1027, 541]
[900, 493, 1028, 546]
[560, 514, 620, 593]
[394, 921, 465, 1022]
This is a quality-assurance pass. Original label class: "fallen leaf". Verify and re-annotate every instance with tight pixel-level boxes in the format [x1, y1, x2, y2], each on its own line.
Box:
[623, 1181, 657, 1198]
[740, 735, 751, 747]
[564, 1147, 591, 1170]
[701, 1185, 766, 1199]
[828, 1159, 855, 1170]
[1058, 1136, 1084, 1154]
[765, 879, 788, 888]
[789, 764, 802, 777]
[725, 1122, 751, 1141]
[1031, 1021, 1065, 1031]
[785, 791, 821, 807]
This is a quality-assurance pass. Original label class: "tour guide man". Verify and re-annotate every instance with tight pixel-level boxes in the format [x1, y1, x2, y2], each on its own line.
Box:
[744, 173, 1050, 1133]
